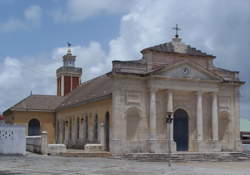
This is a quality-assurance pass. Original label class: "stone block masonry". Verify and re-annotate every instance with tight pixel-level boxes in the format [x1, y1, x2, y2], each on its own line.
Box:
[26, 131, 48, 155]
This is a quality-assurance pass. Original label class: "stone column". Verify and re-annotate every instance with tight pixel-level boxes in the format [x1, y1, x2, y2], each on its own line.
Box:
[64, 121, 69, 147]
[196, 91, 203, 148]
[167, 90, 174, 141]
[234, 87, 242, 151]
[58, 120, 62, 144]
[212, 92, 219, 141]
[149, 89, 157, 140]
[100, 122, 105, 150]
[61, 75, 64, 96]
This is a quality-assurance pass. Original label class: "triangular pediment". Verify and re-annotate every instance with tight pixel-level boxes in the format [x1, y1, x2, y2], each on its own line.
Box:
[151, 61, 223, 81]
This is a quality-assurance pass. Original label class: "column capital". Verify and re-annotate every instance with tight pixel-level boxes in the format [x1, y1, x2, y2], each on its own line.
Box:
[165, 89, 173, 93]
[148, 88, 158, 93]
[211, 91, 218, 96]
[195, 91, 204, 96]
[167, 90, 174, 113]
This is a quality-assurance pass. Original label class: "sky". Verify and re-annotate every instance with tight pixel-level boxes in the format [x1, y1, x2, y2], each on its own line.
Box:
[0, 0, 249, 118]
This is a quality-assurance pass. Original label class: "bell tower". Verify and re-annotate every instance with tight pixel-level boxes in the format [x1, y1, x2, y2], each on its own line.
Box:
[56, 45, 82, 96]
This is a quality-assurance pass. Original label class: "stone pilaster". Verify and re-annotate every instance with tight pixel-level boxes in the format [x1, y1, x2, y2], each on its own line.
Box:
[61, 75, 64, 96]
[167, 90, 174, 141]
[167, 90, 176, 152]
[209, 92, 221, 151]
[195, 91, 205, 151]
[149, 89, 157, 140]
[100, 122, 105, 150]
[196, 91, 203, 141]
[212, 92, 219, 141]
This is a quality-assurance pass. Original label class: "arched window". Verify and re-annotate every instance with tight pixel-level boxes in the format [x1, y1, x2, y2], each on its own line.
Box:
[126, 107, 140, 140]
[28, 119, 40, 136]
[69, 118, 72, 140]
[77, 117, 80, 139]
[62, 121, 66, 143]
[105, 112, 110, 151]
[85, 115, 88, 141]
[94, 114, 98, 142]
[56, 121, 60, 143]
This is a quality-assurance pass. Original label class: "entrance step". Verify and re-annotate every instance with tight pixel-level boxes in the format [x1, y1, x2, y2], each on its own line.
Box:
[58, 149, 112, 157]
[122, 152, 250, 162]
[84, 144, 103, 152]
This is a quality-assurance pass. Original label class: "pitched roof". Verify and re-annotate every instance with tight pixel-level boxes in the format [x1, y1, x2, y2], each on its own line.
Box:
[9, 95, 65, 112]
[141, 42, 214, 57]
[57, 73, 112, 110]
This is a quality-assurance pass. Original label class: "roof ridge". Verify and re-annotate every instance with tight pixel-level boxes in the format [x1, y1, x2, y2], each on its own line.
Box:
[11, 95, 32, 108]
[141, 41, 214, 57]
[80, 73, 108, 87]
[30, 94, 60, 97]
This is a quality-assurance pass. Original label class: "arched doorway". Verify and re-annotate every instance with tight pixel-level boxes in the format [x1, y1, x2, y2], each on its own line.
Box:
[173, 109, 189, 151]
[104, 112, 110, 151]
[28, 119, 40, 136]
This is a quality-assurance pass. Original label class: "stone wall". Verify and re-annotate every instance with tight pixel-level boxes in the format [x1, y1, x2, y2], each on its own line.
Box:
[26, 131, 48, 155]
[111, 77, 149, 154]
[0, 125, 26, 155]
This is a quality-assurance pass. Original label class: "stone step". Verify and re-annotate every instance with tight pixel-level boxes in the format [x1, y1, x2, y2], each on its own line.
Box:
[122, 152, 250, 162]
[58, 150, 112, 158]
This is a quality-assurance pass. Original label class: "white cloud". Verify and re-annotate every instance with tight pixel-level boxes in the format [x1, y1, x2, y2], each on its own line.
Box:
[52, 0, 136, 22]
[0, 19, 27, 32]
[0, 5, 42, 32]
[53, 41, 108, 79]
[24, 5, 42, 24]
[0, 57, 22, 86]
[0, 41, 109, 112]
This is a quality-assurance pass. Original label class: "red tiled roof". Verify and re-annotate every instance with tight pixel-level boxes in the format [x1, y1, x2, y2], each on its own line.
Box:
[0, 115, 4, 120]
[9, 95, 65, 112]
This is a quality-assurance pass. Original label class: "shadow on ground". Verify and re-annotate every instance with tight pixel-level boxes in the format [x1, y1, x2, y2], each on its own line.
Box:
[0, 171, 22, 175]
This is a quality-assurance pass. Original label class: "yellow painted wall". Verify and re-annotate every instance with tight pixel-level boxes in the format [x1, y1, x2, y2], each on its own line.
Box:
[5, 111, 55, 144]
[57, 98, 112, 128]
[4, 98, 112, 144]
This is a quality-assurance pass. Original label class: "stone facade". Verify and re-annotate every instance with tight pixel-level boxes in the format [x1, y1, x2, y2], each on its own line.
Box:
[110, 37, 244, 154]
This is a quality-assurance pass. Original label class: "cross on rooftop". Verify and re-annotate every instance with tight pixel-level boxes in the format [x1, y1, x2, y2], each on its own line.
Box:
[172, 24, 181, 38]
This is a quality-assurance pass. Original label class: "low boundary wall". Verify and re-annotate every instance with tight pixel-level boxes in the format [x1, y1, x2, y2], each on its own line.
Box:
[0, 125, 25, 155]
[26, 131, 48, 155]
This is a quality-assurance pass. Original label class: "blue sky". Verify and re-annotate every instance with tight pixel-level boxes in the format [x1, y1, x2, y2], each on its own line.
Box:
[0, 0, 121, 56]
[0, 0, 250, 119]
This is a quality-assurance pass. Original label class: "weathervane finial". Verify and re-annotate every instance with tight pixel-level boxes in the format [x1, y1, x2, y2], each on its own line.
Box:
[172, 24, 181, 38]
[67, 42, 72, 54]
[67, 41, 72, 48]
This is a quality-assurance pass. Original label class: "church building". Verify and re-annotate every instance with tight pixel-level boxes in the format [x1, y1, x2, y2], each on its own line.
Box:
[4, 33, 244, 154]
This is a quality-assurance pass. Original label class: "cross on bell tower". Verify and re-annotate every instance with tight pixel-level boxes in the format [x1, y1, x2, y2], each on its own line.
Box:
[172, 24, 181, 38]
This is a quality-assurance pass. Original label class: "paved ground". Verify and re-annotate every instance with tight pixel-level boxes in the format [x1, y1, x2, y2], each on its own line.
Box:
[0, 153, 250, 175]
